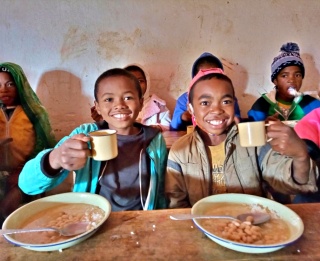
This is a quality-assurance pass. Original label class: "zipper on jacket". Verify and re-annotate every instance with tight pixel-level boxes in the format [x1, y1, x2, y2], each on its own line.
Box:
[0, 107, 10, 166]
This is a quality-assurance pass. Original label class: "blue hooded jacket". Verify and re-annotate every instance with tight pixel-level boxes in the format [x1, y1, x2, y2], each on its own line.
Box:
[19, 122, 168, 210]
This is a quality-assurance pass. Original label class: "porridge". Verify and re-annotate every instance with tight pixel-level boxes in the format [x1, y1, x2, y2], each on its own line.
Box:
[197, 202, 290, 245]
[14, 203, 105, 244]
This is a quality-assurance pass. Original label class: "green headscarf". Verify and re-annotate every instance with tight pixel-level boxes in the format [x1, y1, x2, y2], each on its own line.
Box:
[0, 62, 56, 158]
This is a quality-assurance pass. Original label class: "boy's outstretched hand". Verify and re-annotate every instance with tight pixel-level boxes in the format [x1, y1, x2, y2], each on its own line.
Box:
[266, 121, 307, 157]
[49, 134, 91, 171]
[267, 121, 310, 184]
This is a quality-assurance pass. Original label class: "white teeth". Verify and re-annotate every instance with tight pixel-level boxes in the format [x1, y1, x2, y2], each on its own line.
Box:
[207, 120, 223, 125]
[113, 114, 127, 119]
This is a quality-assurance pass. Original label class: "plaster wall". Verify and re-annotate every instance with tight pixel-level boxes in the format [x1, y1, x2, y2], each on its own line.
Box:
[1, 0, 319, 138]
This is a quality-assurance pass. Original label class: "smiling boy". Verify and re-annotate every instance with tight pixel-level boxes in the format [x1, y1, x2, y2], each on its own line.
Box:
[165, 68, 318, 208]
[19, 68, 167, 211]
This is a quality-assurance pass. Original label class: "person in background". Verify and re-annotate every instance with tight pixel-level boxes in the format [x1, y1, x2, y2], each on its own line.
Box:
[91, 64, 171, 131]
[19, 68, 167, 211]
[0, 62, 56, 225]
[247, 42, 320, 203]
[170, 52, 241, 131]
[165, 68, 317, 208]
[248, 42, 320, 123]
[293, 108, 320, 203]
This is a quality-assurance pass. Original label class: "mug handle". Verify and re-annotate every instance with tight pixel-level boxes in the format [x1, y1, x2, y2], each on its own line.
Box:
[265, 123, 273, 142]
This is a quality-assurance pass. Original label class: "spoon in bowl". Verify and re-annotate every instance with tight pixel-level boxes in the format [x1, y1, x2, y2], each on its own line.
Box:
[170, 212, 270, 225]
[0, 222, 90, 237]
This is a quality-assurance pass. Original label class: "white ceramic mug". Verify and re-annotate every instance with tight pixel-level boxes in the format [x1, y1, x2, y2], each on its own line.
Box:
[88, 130, 118, 161]
[237, 121, 268, 147]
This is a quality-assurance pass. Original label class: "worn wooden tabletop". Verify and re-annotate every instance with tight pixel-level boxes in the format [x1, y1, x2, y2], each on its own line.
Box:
[1, 203, 320, 261]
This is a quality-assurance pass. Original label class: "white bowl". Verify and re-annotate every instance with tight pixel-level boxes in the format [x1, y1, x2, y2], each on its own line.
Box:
[2, 192, 111, 252]
[191, 194, 304, 254]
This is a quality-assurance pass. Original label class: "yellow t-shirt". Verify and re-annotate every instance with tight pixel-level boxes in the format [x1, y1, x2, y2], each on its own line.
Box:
[208, 142, 226, 194]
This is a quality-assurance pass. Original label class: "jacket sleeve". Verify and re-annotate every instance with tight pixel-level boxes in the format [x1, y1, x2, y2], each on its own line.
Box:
[258, 145, 318, 194]
[165, 149, 191, 209]
[18, 149, 71, 195]
[170, 93, 190, 131]
[299, 95, 320, 116]
[18, 124, 97, 195]
[247, 97, 270, 121]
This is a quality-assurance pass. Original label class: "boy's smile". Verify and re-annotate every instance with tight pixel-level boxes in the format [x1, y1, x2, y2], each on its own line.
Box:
[190, 77, 235, 141]
[94, 76, 143, 135]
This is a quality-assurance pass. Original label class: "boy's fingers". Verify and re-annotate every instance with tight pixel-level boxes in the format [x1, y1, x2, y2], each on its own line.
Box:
[71, 134, 91, 142]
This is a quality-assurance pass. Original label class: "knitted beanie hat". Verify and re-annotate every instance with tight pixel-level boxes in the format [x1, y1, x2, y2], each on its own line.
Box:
[271, 42, 305, 82]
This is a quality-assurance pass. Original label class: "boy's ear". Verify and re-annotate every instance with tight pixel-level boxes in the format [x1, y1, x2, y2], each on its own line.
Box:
[272, 79, 278, 86]
[94, 100, 101, 115]
[188, 103, 194, 114]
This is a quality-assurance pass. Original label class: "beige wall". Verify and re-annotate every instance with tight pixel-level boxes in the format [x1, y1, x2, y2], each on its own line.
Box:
[1, 0, 320, 139]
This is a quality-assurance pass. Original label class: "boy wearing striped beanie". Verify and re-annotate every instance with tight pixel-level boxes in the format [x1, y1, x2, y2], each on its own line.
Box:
[248, 42, 320, 123]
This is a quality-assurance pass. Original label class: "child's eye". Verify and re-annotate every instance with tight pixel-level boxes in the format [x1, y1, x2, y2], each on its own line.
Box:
[295, 73, 302, 78]
[6, 82, 16, 88]
[124, 96, 133, 101]
[138, 79, 145, 84]
[200, 101, 209, 106]
[222, 99, 233, 105]
[104, 98, 113, 102]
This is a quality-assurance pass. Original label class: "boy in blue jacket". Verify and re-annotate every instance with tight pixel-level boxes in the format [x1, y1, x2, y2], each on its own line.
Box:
[19, 68, 167, 211]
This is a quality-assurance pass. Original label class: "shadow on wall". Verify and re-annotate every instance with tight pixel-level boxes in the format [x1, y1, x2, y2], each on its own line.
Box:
[221, 58, 255, 118]
[36, 70, 92, 140]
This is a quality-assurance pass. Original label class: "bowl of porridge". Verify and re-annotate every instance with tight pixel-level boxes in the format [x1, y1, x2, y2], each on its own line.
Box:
[2, 192, 111, 252]
[191, 194, 304, 254]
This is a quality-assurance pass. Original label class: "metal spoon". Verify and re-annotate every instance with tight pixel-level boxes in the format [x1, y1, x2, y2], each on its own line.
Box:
[170, 212, 270, 225]
[0, 222, 90, 237]
[288, 87, 302, 97]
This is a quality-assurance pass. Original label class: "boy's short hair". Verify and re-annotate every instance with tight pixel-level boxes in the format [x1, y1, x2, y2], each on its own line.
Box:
[188, 70, 234, 104]
[271, 42, 305, 81]
[94, 68, 142, 101]
[191, 52, 224, 78]
[124, 65, 146, 81]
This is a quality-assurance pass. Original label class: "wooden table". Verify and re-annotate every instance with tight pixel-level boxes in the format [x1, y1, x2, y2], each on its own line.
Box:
[162, 131, 186, 149]
[1, 203, 320, 260]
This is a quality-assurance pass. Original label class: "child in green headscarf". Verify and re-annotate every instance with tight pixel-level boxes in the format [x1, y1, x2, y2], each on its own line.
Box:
[0, 62, 56, 224]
